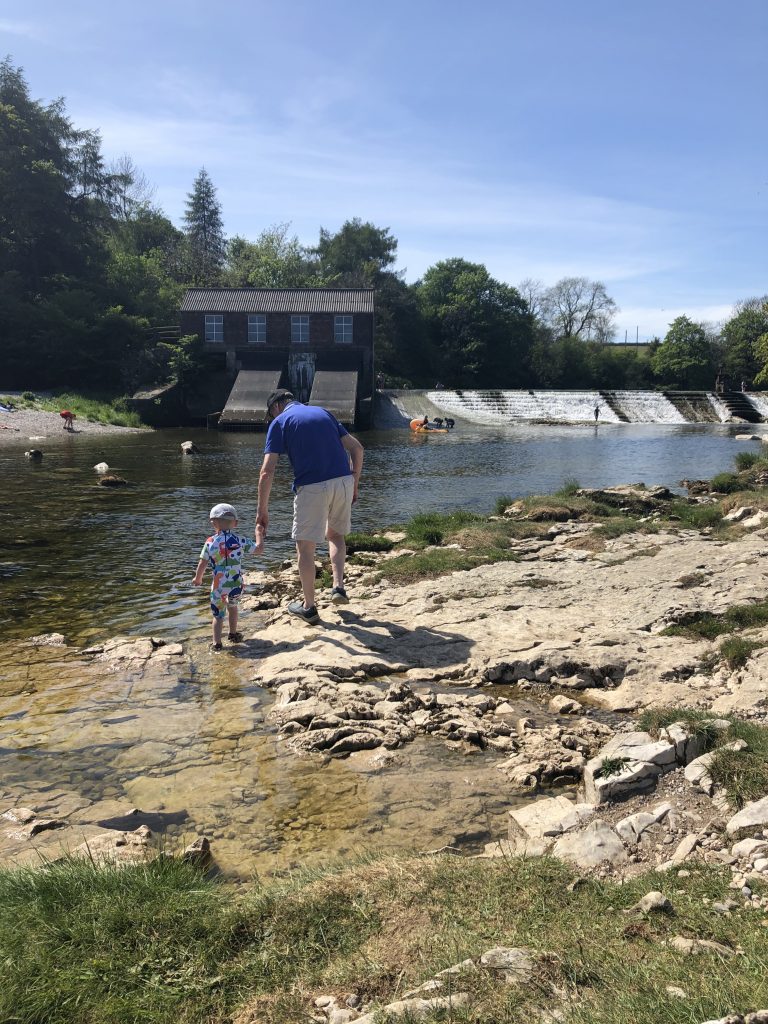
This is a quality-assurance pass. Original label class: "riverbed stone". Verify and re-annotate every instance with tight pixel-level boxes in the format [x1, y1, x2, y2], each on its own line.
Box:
[726, 797, 768, 838]
[72, 824, 155, 865]
[551, 819, 627, 869]
[507, 795, 595, 855]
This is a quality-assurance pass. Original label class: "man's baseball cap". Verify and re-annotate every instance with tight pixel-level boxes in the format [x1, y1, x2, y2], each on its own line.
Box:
[210, 502, 237, 520]
[265, 389, 294, 414]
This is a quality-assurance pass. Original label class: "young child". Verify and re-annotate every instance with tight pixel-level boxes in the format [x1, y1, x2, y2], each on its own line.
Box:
[193, 502, 264, 651]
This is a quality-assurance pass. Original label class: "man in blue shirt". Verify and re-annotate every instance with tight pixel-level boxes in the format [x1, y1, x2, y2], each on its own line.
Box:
[255, 389, 364, 624]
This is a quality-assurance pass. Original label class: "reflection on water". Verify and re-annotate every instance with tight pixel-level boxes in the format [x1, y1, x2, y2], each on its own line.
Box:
[0, 422, 754, 643]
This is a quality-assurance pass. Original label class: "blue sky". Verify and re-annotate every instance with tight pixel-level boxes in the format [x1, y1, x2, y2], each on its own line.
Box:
[2, 0, 766, 341]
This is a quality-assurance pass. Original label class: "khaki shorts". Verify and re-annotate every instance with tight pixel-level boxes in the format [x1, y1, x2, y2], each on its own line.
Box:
[292, 476, 353, 544]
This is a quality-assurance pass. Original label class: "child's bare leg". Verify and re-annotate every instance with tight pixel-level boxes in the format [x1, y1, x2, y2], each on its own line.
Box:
[212, 616, 224, 645]
[227, 603, 239, 636]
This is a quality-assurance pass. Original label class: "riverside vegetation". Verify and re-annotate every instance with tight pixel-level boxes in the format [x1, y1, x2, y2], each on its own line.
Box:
[3, 451, 768, 1023]
[0, 391, 145, 429]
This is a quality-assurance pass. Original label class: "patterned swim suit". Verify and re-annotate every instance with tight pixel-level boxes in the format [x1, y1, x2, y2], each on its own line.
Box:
[199, 531, 259, 619]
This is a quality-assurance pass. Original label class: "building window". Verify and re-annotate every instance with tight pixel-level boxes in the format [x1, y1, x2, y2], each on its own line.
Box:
[205, 315, 223, 343]
[248, 314, 266, 343]
[334, 315, 353, 344]
[291, 315, 309, 344]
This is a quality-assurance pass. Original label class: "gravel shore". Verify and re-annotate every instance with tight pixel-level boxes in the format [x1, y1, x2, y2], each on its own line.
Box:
[0, 408, 148, 444]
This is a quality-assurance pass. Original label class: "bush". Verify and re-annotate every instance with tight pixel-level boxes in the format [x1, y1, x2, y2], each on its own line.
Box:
[734, 451, 762, 472]
[710, 472, 746, 494]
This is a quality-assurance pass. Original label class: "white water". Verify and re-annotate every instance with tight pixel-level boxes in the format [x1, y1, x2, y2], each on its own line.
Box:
[377, 390, 759, 426]
[745, 393, 768, 420]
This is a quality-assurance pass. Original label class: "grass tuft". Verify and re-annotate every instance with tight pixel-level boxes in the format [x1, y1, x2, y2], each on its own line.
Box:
[555, 477, 581, 498]
[345, 533, 394, 554]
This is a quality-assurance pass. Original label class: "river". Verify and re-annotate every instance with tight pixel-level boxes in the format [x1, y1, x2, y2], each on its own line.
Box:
[0, 422, 757, 643]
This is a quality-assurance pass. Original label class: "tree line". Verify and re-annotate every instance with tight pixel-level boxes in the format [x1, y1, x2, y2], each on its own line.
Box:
[2, 58, 767, 395]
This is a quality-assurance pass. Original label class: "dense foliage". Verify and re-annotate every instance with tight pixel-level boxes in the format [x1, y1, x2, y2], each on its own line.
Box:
[1, 59, 766, 394]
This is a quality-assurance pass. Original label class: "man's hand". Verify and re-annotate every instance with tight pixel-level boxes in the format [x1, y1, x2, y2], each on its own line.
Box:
[352, 481, 359, 504]
[255, 511, 268, 537]
[254, 521, 266, 554]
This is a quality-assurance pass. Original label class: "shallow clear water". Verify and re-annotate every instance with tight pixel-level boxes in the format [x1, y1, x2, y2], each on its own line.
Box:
[0, 422, 756, 643]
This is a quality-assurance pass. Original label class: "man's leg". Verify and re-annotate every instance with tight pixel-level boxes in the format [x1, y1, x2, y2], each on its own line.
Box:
[296, 539, 317, 609]
[327, 528, 346, 590]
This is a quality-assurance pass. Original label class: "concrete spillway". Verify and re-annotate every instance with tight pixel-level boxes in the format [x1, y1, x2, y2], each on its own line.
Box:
[375, 390, 765, 427]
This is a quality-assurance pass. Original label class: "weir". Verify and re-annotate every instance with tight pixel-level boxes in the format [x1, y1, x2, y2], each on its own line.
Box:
[375, 390, 765, 427]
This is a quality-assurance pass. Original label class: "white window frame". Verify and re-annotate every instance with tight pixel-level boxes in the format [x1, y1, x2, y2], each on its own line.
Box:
[291, 315, 309, 344]
[334, 315, 353, 344]
[248, 314, 266, 344]
[204, 314, 223, 343]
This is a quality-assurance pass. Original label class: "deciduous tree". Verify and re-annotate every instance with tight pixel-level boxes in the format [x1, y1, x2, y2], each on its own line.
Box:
[543, 276, 618, 342]
[416, 258, 534, 387]
[651, 316, 714, 389]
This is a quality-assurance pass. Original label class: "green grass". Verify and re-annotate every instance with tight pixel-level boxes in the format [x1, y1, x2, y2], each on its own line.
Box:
[661, 597, 768, 640]
[555, 476, 581, 498]
[638, 708, 768, 807]
[493, 494, 514, 515]
[1, 391, 146, 428]
[345, 532, 395, 554]
[404, 510, 484, 547]
[596, 756, 629, 778]
[377, 546, 519, 583]
[666, 499, 725, 530]
[1, 855, 766, 1024]
[710, 471, 748, 494]
[734, 451, 764, 472]
[638, 707, 723, 749]
[719, 636, 765, 669]
[593, 517, 659, 539]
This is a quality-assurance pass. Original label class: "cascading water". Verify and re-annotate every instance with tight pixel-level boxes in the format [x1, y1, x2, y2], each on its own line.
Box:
[375, 390, 764, 426]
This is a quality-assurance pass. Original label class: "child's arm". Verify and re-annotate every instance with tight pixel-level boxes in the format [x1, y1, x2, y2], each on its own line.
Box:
[192, 558, 207, 585]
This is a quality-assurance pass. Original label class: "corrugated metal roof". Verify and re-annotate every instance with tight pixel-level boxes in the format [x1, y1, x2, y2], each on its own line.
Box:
[180, 288, 375, 314]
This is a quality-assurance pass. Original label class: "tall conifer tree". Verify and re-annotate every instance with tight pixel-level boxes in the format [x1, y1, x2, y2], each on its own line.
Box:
[182, 168, 225, 286]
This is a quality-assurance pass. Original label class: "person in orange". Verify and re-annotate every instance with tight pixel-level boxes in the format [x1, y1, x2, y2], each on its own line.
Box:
[60, 410, 75, 430]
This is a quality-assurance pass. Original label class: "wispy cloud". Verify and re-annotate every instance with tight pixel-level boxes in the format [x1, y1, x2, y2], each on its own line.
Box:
[0, 18, 47, 41]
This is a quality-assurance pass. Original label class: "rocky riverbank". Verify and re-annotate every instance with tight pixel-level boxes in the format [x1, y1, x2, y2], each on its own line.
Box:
[3, 483, 768, 884]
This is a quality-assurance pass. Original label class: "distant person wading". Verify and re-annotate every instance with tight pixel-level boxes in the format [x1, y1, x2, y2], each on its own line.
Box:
[255, 390, 364, 625]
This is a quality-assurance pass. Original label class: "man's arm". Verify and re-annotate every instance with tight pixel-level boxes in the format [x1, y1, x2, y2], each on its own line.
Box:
[341, 434, 364, 503]
[256, 452, 279, 536]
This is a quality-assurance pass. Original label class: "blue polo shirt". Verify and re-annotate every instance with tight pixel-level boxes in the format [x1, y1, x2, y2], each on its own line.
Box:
[265, 402, 351, 489]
